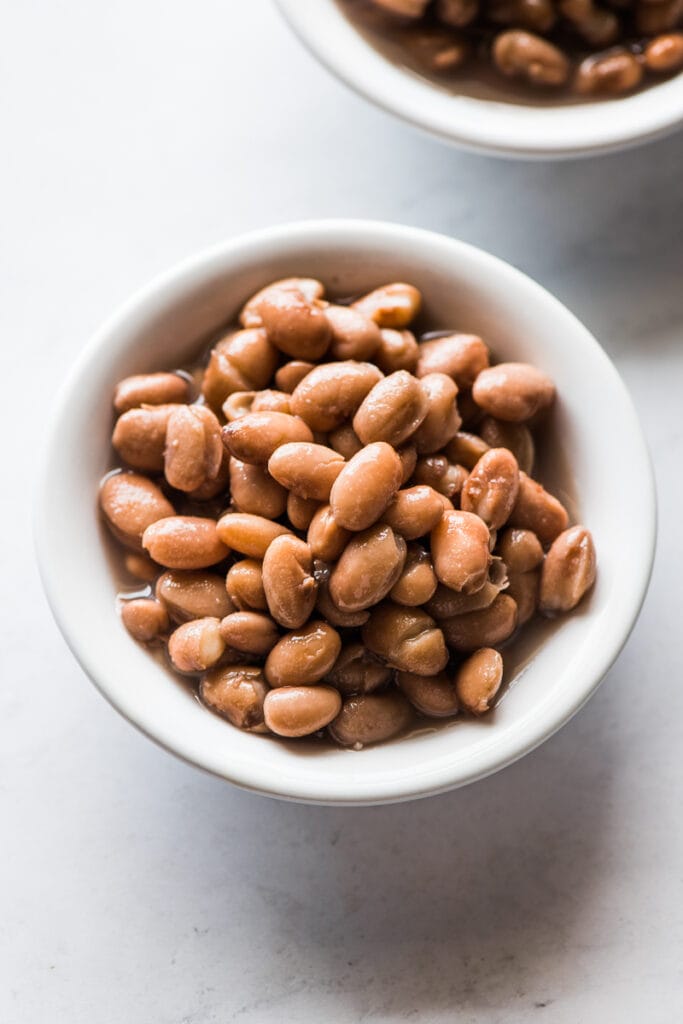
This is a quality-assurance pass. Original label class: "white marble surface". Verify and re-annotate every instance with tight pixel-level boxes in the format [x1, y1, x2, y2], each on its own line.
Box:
[2, 1, 683, 1020]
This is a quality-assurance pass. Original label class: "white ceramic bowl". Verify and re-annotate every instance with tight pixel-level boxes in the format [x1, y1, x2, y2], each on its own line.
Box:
[36, 220, 655, 804]
[276, 0, 683, 158]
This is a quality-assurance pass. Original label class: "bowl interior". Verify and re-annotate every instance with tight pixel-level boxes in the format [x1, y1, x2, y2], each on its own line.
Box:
[37, 222, 654, 803]
[277, 0, 683, 157]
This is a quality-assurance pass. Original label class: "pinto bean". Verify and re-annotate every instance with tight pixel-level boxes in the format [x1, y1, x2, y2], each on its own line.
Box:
[265, 620, 342, 687]
[454, 648, 504, 714]
[575, 47, 644, 94]
[229, 458, 288, 519]
[506, 570, 539, 626]
[290, 360, 383, 431]
[315, 581, 371, 629]
[200, 665, 269, 732]
[120, 598, 169, 642]
[219, 611, 280, 656]
[268, 442, 346, 501]
[221, 411, 314, 465]
[444, 431, 489, 470]
[251, 389, 292, 415]
[413, 373, 462, 454]
[262, 535, 317, 628]
[362, 603, 449, 675]
[330, 442, 403, 531]
[287, 493, 320, 531]
[412, 455, 468, 498]
[473, 362, 555, 422]
[329, 691, 414, 746]
[156, 570, 234, 622]
[431, 510, 491, 593]
[382, 485, 445, 540]
[645, 32, 683, 73]
[168, 616, 226, 672]
[351, 282, 422, 328]
[258, 287, 331, 360]
[496, 527, 544, 574]
[329, 525, 407, 612]
[328, 423, 363, 460]
[396, 671, 460, 717]
[441, 594, 518, 651]
[114, 372, 190, 413]
[353, 370, 429, 446]
[390, 544, 438, 606]
[143, 516, 229, 569]
[493, 30, 569, 86]
[325, 305, 382, 360]
[326, 643, 392, 696]
[374, 329, 420, 374]
[539, 525, 596, 614]
[274, 360, 316, 393]
[164, 404, 223, 493]
[460, 447, 520, 530]
[202, 329, 279, 410]
[508, 472, 569, 546]
[479, 416, 535, 475]
[426, 578, 503, 620]
[100, 471, 175, 549]
[112, 404, 177, 472]
[264, 686, 342, 737]
[307, 505, 352, 562]
[240, 278, 325, 329]
[123, 551, 160, 582]
[216, 512, 291, 559]
[225, 559, 267, 611]
[416, 333, 489, 387]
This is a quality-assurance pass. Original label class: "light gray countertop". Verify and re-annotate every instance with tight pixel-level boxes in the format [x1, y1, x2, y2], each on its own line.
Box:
[2, 1, 682, 1020]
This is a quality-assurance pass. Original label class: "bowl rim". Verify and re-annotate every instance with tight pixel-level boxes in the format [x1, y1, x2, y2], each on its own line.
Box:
[275, 0, 683, 159]
[35, 219, 657, 804]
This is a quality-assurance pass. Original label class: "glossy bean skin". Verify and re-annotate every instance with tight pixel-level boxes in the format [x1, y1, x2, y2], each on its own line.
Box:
[112, 404, 177, 472]
[454, 648, 504, 714]
[496, 527, 544, 574]
[396, 671, 459, 717]
[121, 598, 169, 642]
[216, 513, 291, 559]
[362, 602, 449, 676]
[460, 448, 520, 530]
[274, 360, 316, 393]
[328, 423, 363, 460]
[329, 525, 407, 612]
[371, 0, 431, 17]
[329, 691, 414, 747]
[265, 620, 342, 687]
[431, 510, 491, 593]
[479, 416, 535, 475]
[168, 616, 226, 672]
[221, 411, 314, 465]
[398, 443, 418, 484]
[268, 442, 345, 501]
[575, 48, 643, 95]
[251, 389, 292, 415]
[240, 278, 325, 329]
[200, 665, 269, 732]
[222, 390, 257, 422]
[258, 287, 331, 360]
[493, 30, 569, 86]
[416, 333, 489, 388]
[473, 362, 555, 422]
[114, 372, 190, 413]
[506, 570, 539, 626]
[264, 685, 342, 738]
[508, 472, 569, 547]
[645, 32, 683, 73]
[315, 582, 371, 629]
[390, 544, 438, 606]
[351, 282, 422, 328]
[489, 0, 556, 32]
[124, 551, 160, 582]
[437, 0, 479, 26]
[382, 485, 445, 540]
[412, 455, 468, 498]
[539, 525, 596, 614]
[441, 594, 518, 651]
[156, 570, 234, 622]
[225, 559, 267, 611]
[325, 305, 382, 360]
[143, 516, 229, 569]
[262, 535, 317, 628]
[229, 458, 288, 519]
[636, 0, 683, 35]
[353, 370, 429, 447]
[326, 643, 392, 697]
[187, 450, 231, 502]
[290, 361, 383, 431]
[330, 441, 403, 531]
[374, 329, 420, 374]
[443, 431, 489, 470]
[287, 493, 320, 531]
[202, 329, 279, 410]
[307, 505, 352, 562]
[219, 611, 280, 656]
[413, 373, 462, 454]
[164, 404, 223, 493]
[100, 471, 175, 549]
[426, 578, 503, 620]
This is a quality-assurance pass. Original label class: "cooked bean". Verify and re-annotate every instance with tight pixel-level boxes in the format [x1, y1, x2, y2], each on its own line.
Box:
[539, 525, 596, 614]
[506, 570, 539, 626]
[397, 444, 417, 484]
[363, 603, 449, 675]
[290, 360, 383, 431]
[187, 450, 231, 501]
[274, 360, 316, 392]
[371, 0, 430, 16]
[124, 551, 160, 582]
[416, 333, 489, 387]
[222, 390, 257, 421]
[443, 431, 489, 470]
[489, 0, 556, 32]
[353, 370, 428, 446]
[330, 441, 403, 530]
[325, 305, 382, 360]
[479, 416, 534, 475]
[168, 616, 226, 672]
[121, 598, 169, 642]
[645, 32, 683, 72]
[200, 665, 269, 732]
[461, 447, 520, 530]
[575, 47, 644, 94]
[437, 0, 478, 27]
[431, 510, 491, 593]
[473, 362, 555, 422]
[221, 411, 314, 465]
[251, 389, 292, 415]
[287, 493, 320, 530]
[493, 30, 569, 86]
[457, 389, 483, 429]
[114, 372, 190, 413]
[509, 472, 569, 546]
[100, 471, 175, 549]
[426, 578, 503, 619]
[315, 581, 371, 628]
[374, 329, 420, 374]
[329, 691, 414, 746]
[268, 442, 345, 501]
[382, 485, 445, 540]
[497, 527, 544, 574]
[265, 620, 342, 687]
[326, 643, 392, 696]
[559, 0, 618, 46]
[389, 543, 437, 605]
[220, 611, 280, 656]
[112, 404, 177, 472]
[454, 648, 504, 714]
[636, 0, 683, 35]
[143, 516, 228, 569]
[216, 512, 291, 559]
[396, 671, 459, 717]
[328, 423, 363, 459]
[226, 559, 268, 611]
[156, 570, 234, 622]
[413, 373, 462, 454]
[442, 594, 518, 651]
[240, 278, 324, 329]
[262, 534, 317, 628]
[229, 458, 287, 519]
[264, 685, 342, 737]
[307, 505, 352, 562]
[258, 287, 331, 360]
[202, 329, 279, 410]
[202, 349, 250, 411]
[329, 524, 407, 612]
[164, 404, 222, 493]
[412, 454, 468, 498]
[351, 282, 422, 328]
